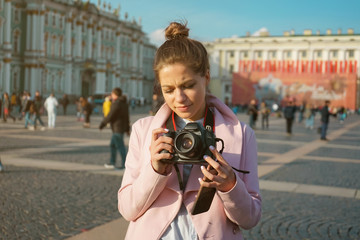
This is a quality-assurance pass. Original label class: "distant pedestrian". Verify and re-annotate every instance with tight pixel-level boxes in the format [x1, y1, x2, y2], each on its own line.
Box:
[2, 92, 16, 123]
[0, 158, 4, 172]
[44, 93, 58, 128]
[76, 98, 84, 121]
[337, 106, 346, 124]
[149, 93, 163, 116]
[260, 101, 270, 129]
[283, 100, 296, 135]
[99, 88, 130, 169]
[18, 91, 27, 120]
[0, 93, 2, 119]
[304, 103, 316, 130]
[62, 94, 69, 116]
[248, 99, 258, 129]
[298, 101, 306, 123]
[320, 100, 335, 141]
[23, 92, 35, 130]
[33, 95, 46, 131]
[82, 97, 93, 128]
[10, 92, 17, 114]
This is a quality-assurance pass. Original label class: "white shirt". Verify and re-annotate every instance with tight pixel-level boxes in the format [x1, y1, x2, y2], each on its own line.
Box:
[44, 96, 58, 112]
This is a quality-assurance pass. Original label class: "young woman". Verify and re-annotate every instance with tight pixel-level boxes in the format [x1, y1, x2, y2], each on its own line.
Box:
[118, 21, 261, 240]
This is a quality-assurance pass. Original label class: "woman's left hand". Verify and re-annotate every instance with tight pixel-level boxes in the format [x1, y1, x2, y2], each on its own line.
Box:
[200, 146, 236, 192]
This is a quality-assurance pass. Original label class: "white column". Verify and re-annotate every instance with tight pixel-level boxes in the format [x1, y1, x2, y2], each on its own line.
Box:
[31, 13, 37, 51]
[139, 40, 144, 72]
[96, 26, 102, 58]
[29, 67, 38, 94]
[26, 12, 31, 51]
[131, 37, 138, 72]
[87, 21, 93, 59]
[24, 68, 30, 91]
[3, 0, 12, 93]
[263, 50, 269, 71]
[114, 31, 121, 87]
[234, 50, 240, 72]
[355, 50, 360, 77]
[39, 8, 45, 56]
[95, 25, 106, 93]
[75, 19, 82, 58]
[132, 80, 137, 98]
[224, 51, 229, 77]
[293, 50, 298, 72]
[322, 49, 329, 73]
[64, 17, 72, 94]
[115, 32, 121, 66]
[130, 36, 138, 97]
[210, 50, 220, 78]
[138, 79, 143, 99]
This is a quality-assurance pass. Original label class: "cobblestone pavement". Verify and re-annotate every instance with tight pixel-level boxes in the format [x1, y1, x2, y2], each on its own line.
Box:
[1, 105, 359, 240]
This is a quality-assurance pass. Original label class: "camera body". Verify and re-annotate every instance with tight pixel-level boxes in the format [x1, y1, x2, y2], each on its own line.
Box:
[161, 122, 216, 164]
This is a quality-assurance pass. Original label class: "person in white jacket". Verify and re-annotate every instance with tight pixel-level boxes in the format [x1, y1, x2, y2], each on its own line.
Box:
[44, 93, 58, 128]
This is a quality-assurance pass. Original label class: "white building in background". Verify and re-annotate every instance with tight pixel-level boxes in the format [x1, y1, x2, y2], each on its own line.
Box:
[0, 0, 157, 102]
[204, 28, 360, 109]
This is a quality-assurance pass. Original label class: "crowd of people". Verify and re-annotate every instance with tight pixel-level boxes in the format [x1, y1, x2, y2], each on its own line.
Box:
[0, 90, 58, 130]
[233, 97, 351, 141]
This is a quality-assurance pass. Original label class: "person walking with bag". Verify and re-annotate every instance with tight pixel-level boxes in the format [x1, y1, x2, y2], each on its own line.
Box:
[99, 88, 130, 169]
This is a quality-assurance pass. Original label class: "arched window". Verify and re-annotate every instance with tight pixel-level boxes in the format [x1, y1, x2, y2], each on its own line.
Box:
[13, 29, 21, 54]
[71, 38, 76, 57]
[45, 12, 49, 26]
[59, 16, 63, 29]
[51, 35, 57, 57]
[44, 32, 49, 55]
[52, 13, 56, 28]
[59, 36, 64, 57]
[58, 71, 63, 91]
[13, 8, 20, 23]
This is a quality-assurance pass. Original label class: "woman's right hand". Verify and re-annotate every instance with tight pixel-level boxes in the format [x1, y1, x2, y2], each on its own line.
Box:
[150, 128, 174, 175]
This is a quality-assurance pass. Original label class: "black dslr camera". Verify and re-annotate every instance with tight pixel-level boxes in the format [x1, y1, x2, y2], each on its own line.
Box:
[161, 122, 223, 164]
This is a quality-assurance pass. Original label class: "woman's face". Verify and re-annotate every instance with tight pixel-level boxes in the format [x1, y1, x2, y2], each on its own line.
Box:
[159, 63, 209, 121]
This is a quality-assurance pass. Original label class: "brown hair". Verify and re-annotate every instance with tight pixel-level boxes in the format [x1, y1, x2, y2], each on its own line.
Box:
[153, 21, 209, 81]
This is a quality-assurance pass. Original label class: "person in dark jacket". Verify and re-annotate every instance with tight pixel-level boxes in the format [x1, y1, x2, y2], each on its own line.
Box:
[62, 94, 69, 116]
[320, 100, 335, 141]
[99, 87, 130, 169]
[81, 97, 92, 128]
[283, 100, 297, 135]
[248, 99, 258, 129]
[33, 93, 46, 130]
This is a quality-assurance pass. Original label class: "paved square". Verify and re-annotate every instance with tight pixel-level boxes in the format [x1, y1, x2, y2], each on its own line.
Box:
[1, 106, 359, 239]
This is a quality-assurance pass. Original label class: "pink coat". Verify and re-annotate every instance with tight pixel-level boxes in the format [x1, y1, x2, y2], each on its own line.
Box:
[118, 95, 261, 240]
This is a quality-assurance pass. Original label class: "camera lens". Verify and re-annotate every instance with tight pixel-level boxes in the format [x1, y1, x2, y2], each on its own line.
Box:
[175, 132, 201, 157]
[182, 137, 193, 149]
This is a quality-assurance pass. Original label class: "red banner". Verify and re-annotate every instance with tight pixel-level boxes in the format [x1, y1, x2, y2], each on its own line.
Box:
[232, 71, 357, 110]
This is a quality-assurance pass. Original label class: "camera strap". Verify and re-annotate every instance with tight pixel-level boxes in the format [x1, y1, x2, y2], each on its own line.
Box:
[165, 106, 215, 132]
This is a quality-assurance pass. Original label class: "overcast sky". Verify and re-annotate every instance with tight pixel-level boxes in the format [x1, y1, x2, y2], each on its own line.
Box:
[90, 0, 360, 46]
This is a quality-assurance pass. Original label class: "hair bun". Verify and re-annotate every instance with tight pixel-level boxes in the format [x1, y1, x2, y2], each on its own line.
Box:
[165, 22, 189, 40]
